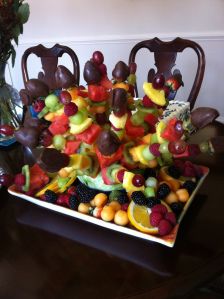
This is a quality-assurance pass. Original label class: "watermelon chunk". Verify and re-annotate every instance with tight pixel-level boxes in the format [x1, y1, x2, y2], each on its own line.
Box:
[76, 124, 102, 144]
[49, 114, 69, 135]
[64, 140, 81, 155]
[29, 164, 49, 191]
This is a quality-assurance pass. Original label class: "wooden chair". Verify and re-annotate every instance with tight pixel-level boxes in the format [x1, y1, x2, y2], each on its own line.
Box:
[129, 37, 205, 110]
[21, 43, 80, 90]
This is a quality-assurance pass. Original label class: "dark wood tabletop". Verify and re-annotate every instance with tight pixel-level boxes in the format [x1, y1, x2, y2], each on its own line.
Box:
[0, 121, 224, 299]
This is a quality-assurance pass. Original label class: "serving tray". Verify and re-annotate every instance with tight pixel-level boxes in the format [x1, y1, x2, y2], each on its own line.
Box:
[8, 165, 209, 248]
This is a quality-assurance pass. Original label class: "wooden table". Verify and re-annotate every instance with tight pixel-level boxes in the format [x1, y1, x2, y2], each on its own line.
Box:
[0, 121, 224, 299]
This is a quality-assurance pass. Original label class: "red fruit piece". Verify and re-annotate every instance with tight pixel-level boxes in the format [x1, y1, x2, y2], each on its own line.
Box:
[150, 211, 163, 227]
[121, 203, 129, 212]
[92, 51, 104, 65]
[14, 173, 26, 186]
[39, 129, 53, 147]
[132, 174, 145, 187]
[75, 124, 102, 145]
[151, 204, 168, 216]
[59, 90, 72, 105]
[142, 95, 155, 108]
[67, 186, 76, 196]
[48, 114, 69, 135]
[117, 169, 125, 183]
[57, 194, 70, 207]
[64, 102, 78, 116]
[144, 114, 158, 126]
[158, 219, 173, 236]
[64, 140, 81, 155]
[0, 124, 14, 136]
[0, 173, 14, 187]
[33, 99, 45, 113]
[152, 74, 165, 90]
[88, 85, 109, 102]
[98, 63, 107, 75]
[164, 212, 176, 226]
[149, 143, 160, 157]
[29, 164, 49, 191]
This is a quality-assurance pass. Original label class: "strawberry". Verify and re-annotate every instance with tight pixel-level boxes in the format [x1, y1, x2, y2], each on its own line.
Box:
[165, 74, 184, 92]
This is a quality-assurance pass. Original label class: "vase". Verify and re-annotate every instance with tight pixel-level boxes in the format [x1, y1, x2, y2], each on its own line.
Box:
[0, 61, 23, 147]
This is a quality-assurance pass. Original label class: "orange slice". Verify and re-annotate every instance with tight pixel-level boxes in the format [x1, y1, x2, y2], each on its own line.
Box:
[127, 201, 158, 234]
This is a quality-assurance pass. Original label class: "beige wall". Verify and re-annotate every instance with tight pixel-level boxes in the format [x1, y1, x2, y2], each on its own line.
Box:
[7, 0, 224, 120]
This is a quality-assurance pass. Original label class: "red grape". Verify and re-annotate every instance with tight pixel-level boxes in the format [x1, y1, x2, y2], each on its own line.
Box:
[95, 112, 108, 125]
[132, 174, 145, 187]
[117, 169, 125, 183]
[59, 90, 72, 105]
[92, 51, 104, 65]
[174, 120, 184, 137]
[129, 62, 137, 74]
[152, 74, 165, 89]
[98, 63, 107, 75]
[0, 173, 14, 187]
[168, 140, 187, 154]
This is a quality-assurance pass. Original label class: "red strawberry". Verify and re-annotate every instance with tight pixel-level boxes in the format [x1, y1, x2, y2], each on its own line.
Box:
[33, 99, 45, 113]
[165, 74, 184, 92]
[150, 212, 163, 227]
[14, 173, 26, 186]
[142, 95, 155, 107]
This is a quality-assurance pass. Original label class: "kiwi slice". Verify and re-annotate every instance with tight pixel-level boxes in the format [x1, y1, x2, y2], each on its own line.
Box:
[106, 164, 121, 184]
[22, 165, 30, 192]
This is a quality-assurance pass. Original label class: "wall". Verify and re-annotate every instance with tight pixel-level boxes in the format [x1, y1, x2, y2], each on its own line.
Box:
[6, 0, 224, 121]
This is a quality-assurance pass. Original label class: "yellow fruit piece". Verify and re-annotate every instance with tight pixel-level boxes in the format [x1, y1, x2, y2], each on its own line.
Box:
[35, 176, 58, 197]
[114, 210, 129, 226]
[165, 191, 179, 205]
[129, 145, 151, 166]
[156, 121, 166, 144]
[70, 117, 92, 134]
[94, 193, 108, 207]
[127, 201, 158, 234]
[141, 133, 152, 144]
[67, 87, 79, 99]
[55, 107, 64, 116]
[58, 171, 77, 193]
[176, 188, 190, 202]
[109, 112, 128, 129]
[89, 105, 106, 114]
[101, 206, 115, 222]
[69, 154, 91, 170]
[44, 112, 56, 122]
[143, 82, 166, 106]
[113, 82, 129, 91]
[72, 96, 88, 109]
[123, 171, 145, 193]
[78, 203, 91, 214]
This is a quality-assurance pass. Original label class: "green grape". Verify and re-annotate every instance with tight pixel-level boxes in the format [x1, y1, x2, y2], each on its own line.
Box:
[45, 94, 59, 109]
[53, 135, 66, 150]
[69, 111, 85, 125]
[130, 111, 145, 126]
[145, 177, 158, 189]
[159, 142, 169, 154]
[144, 186, 155, 198]
[142, 146, 155, 161]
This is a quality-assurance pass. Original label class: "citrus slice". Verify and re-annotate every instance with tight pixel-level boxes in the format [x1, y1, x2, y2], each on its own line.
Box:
[127, 201, 158, 234]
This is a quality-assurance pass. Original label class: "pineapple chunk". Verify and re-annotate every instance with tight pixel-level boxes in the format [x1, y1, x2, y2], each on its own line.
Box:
[70, 118, 92, 134]
[143, 82, 166, 106]
[123, 171, 145, 192]
[109, 112, 128, 129]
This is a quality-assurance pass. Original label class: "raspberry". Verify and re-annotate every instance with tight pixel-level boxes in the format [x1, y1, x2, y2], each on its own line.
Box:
[56, 193, 70, 206]
[67, 186, 76, 196]
[164, 212, 176, 226]
[157, 183, 171, 199]
[150, 212, 163, 227]
[149, 143, 160, 157]
[158, 219, 173, 236]
[142, 95, 155, 107]
[183, 166, 196, 178]
[121, 203, 129, 211]
[64, 102, 78, 116]
[131, 191, 147, 205]
[14, 173, 26, 186]
[33, 99, 45, 113]
[151, 204, 168, 216]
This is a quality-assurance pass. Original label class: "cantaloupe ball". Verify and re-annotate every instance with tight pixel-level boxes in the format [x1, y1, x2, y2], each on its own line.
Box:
[94, 193, 108, 207]
[78, 203, 91, 214]
[101, 206, 115, 222]
[108, 201, 121, 212]
[176, 188, 190, 202]
[114, 210, 129, 226]
[165, 191, 179, 205]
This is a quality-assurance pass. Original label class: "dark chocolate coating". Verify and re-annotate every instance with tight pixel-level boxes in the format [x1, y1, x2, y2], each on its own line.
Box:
[55, 65, 76, 89]
[14, 127, 40, 148]
[112, 88, 128, 115]
[96, 130, 121, 156]
[112, 61, 130, 82]
[191, 107, 219, 129]
[25, 79, 49, 98]
[83, 60, 102, 85]
[210, 136, 224, 153]
[36, 148, 70, 173]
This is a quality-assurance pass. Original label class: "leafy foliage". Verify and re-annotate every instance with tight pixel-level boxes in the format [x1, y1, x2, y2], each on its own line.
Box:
[0, 0, 30, 66]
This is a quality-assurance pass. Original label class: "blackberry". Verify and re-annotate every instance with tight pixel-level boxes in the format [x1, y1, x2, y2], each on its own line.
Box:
[69, 195, 80, 210]
[76, 183, 98, 203]
[44, 190, 58, 203]
[157, 183, 171, 199]
[167, 165, 181, 179]
[147, 197, 161, 208]
[170, 202, 184, 217]
[117, 192, 129, 204]
[131, 191, 147, 205]
[182, 180, 197, 195]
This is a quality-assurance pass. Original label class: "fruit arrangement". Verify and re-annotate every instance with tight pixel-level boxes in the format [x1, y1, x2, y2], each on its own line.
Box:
[2, 50, 224, 240]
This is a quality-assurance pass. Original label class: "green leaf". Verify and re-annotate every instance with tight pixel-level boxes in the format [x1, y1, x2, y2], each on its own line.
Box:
[11, 24, 21, 39]
[18, 3, 30, 24]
